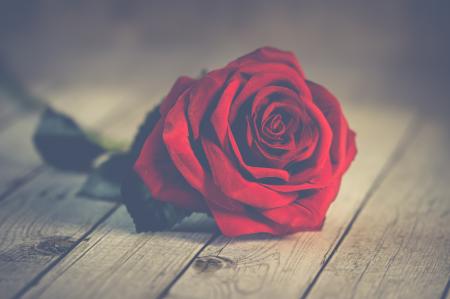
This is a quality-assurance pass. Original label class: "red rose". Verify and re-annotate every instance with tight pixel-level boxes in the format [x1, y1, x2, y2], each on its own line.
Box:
[134, 47, 357, 236]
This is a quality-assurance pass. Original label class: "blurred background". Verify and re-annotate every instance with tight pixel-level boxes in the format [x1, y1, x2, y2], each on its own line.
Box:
[0, 0, 449, 121]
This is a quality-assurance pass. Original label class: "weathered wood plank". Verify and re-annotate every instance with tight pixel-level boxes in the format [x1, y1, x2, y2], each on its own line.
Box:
[0, 170, 116, 299]
[22, 207, 215, 299]
[0, 100, 155, 299]
[306, 118, 450, 299]
[0, 114, 43, 199]
[162, 103, 416, 299]
[20, 102, 414, 299]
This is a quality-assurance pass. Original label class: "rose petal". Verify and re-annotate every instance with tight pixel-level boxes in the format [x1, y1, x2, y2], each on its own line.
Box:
[208, 76, 293, 181]
[210, 77, 243, 146]
[208, 179, 343, 236]
[163, 90, 242, 212]
[245, 86, 319, 168]
[262, 180, 341, 231]
[206, 201, 284, 237]
[187, 68, 232, 139]
[229, 67, 312, 123]
[252, 93, 302, 151]
[227, 125, 291, 181]
[134, 119, 207, 211]
[160, 76, 196, 116]
[269, 96, 334, 189]
[201, 137, 298, 209]
[227, 47, 305, 77]
[263, 158, 333, 192]
[307, 80, 357, 174]
[261, 82, 355, 192]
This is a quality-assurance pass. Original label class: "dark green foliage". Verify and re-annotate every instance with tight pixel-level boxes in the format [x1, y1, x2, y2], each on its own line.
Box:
[33, 107, 105, 171]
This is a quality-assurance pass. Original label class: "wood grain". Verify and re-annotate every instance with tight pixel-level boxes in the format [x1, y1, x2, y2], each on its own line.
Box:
[22, 207, 215, 299]
[306, 119, 450, 299]
[0, 170, 116, 299]
[0, 114, 43, 199]
[164, 103, 416, 299]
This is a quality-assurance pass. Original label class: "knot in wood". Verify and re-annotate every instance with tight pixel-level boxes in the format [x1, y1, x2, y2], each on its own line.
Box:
[34, 236, 76, 256]
[193, 256, 235, 273]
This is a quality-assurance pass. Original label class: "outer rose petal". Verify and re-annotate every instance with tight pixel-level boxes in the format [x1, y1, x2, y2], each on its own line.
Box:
[163, 89, 243, 212]
[133, 119, 207, 211]
[262, 180, 341, 232]
[188, 68, 232, 139]
[159, 76, 195, 116]
[210, 77, 243, 146]
[208, 180, 341, 236]
[206, 201, 283, 236]
[227, 47, 305, 77]
[307, 80, 357, 174]
[208, 180, 340, 237]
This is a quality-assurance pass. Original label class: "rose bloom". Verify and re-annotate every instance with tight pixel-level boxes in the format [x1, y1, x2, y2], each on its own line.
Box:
[134, 47, 357, 236]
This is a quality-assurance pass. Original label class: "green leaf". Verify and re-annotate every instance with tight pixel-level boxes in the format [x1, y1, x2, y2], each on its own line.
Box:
[33, 107, 106, 171]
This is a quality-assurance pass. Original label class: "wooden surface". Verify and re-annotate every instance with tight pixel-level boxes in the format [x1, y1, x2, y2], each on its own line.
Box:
[1, 89, 448, 299]
[307, 120, 450, 299]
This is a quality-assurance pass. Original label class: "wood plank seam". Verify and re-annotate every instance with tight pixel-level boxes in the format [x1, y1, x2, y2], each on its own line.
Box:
[440, 278, 450, 299]
[305, 118, 450, 299]
[0, 165, 44, 202]
[10, 203, 121, 299]
[300, 113, 422, 299]
[156, 233, 220, 299]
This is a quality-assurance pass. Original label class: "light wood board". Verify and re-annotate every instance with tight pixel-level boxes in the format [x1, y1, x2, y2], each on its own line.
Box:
[306, 119, 450, 299]
[22, 207, 215, 299]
